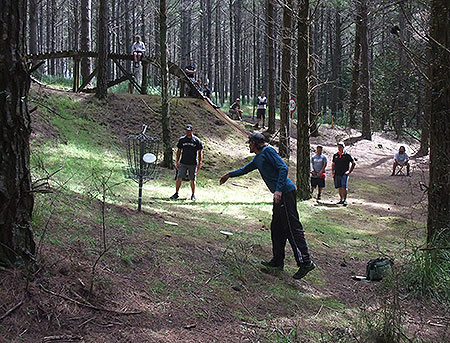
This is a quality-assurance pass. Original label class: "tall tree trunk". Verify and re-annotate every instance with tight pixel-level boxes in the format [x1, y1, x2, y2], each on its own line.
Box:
[417, 47, 431, 157]
[80, 0, 91, 83]
[296, 0, 311, 200]
[393, 8, 407, 138]
[309, 19, 319, 137]
[214, 1, 220, 103]
[279, 0, 292, 158]
[0, 0, 36, 266]
[427, 0, 450, 244]
[206, 0, 213, 86]
[199, 0, 205, 73]
[348, 0, 361, 129]
[29, 0, 38, 55]
[360, 0, 371, 140]
[95, 0, 108, 99]
[39, 2, 43, 53]
[220, 15, 226, 104]
[141, 0, 146, 39]
[252, 0, 258, 119]
[73, 0, 79, 50]
[180, 0, 191, 97]
[330, 8, 341, 119]
[267, 0, 276, 134]
[229, 0, 234, 102]
[160, 0, 173, 169]
[125, 0, 131, 72]
[233, 0, 242, 103]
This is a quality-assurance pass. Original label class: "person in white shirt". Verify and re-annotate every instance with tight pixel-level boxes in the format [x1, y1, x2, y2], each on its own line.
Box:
[392, 146, 410, 176]
[132, 35, 146, 67]
[254, 91, 267, 129]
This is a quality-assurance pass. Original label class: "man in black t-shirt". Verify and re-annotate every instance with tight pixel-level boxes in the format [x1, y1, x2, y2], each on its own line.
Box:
[331, 142, 355, 206]
[170, 124, 203, 201]
[185, 60, 196, 79]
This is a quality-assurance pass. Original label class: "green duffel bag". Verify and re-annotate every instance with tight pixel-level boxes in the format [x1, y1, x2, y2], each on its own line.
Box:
[366, 258, 393, 281]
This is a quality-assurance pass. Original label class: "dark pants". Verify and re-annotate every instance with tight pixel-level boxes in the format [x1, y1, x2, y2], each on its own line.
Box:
[270, 191, 311, 266]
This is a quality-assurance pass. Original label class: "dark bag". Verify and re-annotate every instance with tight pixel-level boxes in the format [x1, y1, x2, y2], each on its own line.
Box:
[366, 258, 393, 281]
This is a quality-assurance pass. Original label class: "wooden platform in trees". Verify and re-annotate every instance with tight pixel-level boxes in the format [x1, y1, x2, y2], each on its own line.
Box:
[25, 50, 204, 98]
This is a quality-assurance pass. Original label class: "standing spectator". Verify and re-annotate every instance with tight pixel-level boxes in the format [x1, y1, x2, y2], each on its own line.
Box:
[185, 60, 196, 79]
[170, 124, 203, 201]
[311, 145, 327, 200]
[220, 133, 315, 280]
[331, 142, 355, 206]
[254, 91, 267, 128]
[230, 98, 243, 121]
[392, 146, 410, 176]
[132, 35, 146, 68]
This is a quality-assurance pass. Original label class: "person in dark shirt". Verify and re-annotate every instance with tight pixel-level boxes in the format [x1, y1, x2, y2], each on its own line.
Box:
[220, 133, 315, 280]
[331, 142, 356, 206]
[229, 98, 243, 121]
[203, 84, 211, 99]
[170, 124, 203, 201]
[195, 79, 203, 92]
[185, 60, 196, 79]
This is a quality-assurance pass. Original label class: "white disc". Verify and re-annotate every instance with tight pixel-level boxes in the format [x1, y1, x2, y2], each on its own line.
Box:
[143, 153, 156, 163]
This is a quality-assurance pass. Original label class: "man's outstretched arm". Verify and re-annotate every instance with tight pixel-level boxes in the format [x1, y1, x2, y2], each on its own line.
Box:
[220, 173, 230, 185]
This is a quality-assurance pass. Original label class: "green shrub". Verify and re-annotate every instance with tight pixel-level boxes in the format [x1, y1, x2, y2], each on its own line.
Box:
[402, 234, 450, 303]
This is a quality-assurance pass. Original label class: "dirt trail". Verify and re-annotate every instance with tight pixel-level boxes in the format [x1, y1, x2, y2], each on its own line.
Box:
[308, 126, 429, 223]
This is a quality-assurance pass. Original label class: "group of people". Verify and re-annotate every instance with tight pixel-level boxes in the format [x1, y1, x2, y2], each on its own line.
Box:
[170, 127, 315, 280]
[168, 124, 413, 281]
[228, 91, 268, 125]
[184, 61, 212, 99]
[310, 142, 356, 205]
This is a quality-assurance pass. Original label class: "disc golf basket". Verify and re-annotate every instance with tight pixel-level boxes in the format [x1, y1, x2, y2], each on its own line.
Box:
[124, 124, 160, 211]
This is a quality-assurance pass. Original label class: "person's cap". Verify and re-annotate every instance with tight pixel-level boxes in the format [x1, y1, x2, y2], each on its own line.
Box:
[246, 132, 265, 144]
[337, 141, 345, 147]
[185, 124, 193, 131]
[135, 35, 141, 39]
[236, 98, 240, 101]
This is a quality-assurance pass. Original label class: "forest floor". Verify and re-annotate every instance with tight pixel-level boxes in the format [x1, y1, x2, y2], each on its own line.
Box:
[0, 86, 448, 343]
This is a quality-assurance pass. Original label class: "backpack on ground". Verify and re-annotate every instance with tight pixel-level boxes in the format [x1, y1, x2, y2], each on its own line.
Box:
[365, 258, 393, 281]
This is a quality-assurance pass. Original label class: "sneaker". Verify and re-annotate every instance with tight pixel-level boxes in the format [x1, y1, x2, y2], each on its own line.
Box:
[342, 200, 348, 206]
[317, 194, 321, 200]
[254, 123, 259, 128]
[190, 194, 196, 201]
[391, 172, 395, 176]
[337, 200, 344, 204]
[292, 261, 316, 280]
[261, 260, 284, 271]
[407, 173, 411, 177]
[170, 193, 179, 200]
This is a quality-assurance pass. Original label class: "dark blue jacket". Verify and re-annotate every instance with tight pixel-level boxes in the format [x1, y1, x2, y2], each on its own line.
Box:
[229, 146, 296, 194]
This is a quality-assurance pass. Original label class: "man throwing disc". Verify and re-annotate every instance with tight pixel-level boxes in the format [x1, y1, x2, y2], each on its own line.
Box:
[219, 133, 315, 280]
